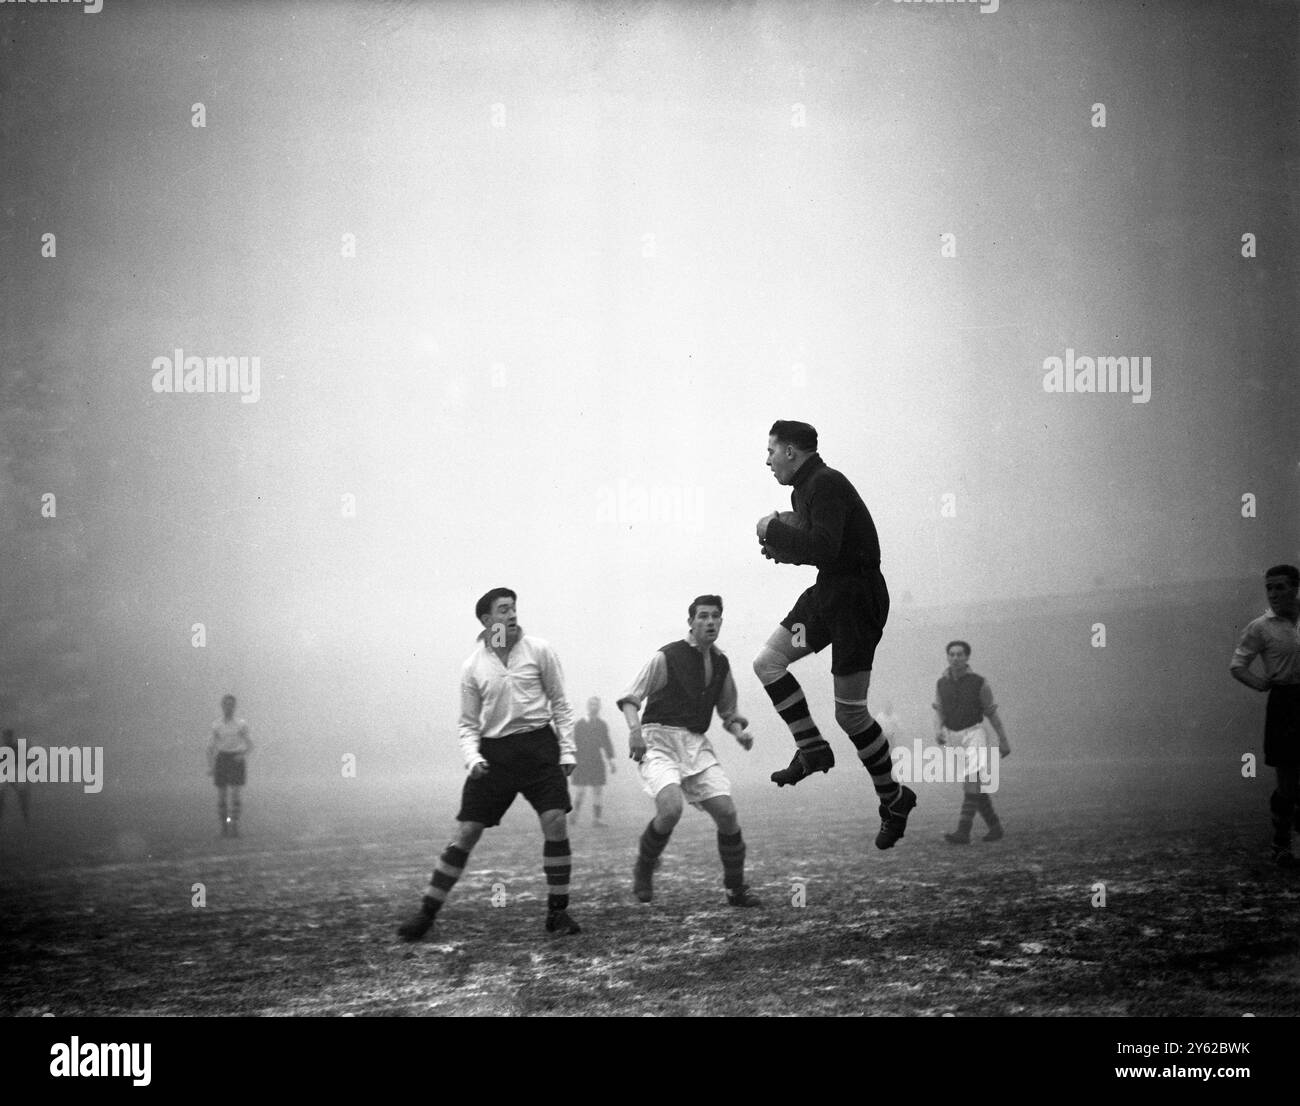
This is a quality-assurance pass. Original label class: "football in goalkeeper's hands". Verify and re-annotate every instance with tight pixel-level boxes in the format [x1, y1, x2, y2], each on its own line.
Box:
[763, 510, 804, 563]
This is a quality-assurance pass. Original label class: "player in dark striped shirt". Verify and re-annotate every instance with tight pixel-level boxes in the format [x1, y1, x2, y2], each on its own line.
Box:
[754, 420, 917, 849]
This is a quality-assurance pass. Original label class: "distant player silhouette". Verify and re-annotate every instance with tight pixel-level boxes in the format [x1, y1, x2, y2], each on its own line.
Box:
[0, 729, 31, 827]
[571, 697, 616, 826]
[208, 695, 253, 837]
[934, 641, 1011, 844]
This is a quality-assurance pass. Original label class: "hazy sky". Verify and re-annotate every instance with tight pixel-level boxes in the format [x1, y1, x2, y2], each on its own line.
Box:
[1, 0, 1295, 772]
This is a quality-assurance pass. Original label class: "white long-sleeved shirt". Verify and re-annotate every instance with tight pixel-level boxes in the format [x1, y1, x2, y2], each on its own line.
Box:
[1231, 609, 1300, 685]
[458, 632, 576, 769]
[210, 718, 251, 755]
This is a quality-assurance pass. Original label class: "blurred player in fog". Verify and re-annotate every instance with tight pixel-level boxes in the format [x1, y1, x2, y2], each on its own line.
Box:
[1230, 564, 1300, 868]
[620, 595, 762, 907]
[398, 587, 581, 940]
[207, 695, 253, 837]
[571, 696, 616, 827]
[934, 641, 1011, 844]
[0, 729, 31, 827]
[754, 420, 916, 850]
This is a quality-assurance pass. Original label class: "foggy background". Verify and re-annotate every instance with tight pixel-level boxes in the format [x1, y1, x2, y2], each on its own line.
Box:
[1, 0, 1296, 827]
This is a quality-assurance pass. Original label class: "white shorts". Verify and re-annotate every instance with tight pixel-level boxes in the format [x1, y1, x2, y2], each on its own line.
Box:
[638, 724, 732, 806]
[948, 723, 993, 794]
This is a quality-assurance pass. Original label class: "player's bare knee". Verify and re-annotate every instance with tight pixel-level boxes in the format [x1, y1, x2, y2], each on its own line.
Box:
[655, 789, 684, 825]
[539, 808, 569, 838]
[709, 799, 739, 834]
[454, 821, 484, 850]
[834, 699, 873, 736]
[753, 648, 788, 685]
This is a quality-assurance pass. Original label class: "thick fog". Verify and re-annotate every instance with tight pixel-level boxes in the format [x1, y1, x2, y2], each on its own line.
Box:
[1, 0, 1295, 814]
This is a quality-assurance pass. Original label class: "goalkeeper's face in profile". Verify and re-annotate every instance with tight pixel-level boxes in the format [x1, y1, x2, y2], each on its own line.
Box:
[766, 435, 800, 485]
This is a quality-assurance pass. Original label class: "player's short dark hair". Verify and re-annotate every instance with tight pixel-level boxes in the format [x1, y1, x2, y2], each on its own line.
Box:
[1265, 564, 1300, 587]
[769, 420, 818, 453]
[689, 594, 723, 620]
[221, 694, 236, 703]
[946, 640, 972, 656]
[475, 587, 517, 620]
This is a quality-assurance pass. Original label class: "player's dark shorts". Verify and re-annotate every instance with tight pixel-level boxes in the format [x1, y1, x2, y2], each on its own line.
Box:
[1264, 684, 1300, 767]
[457, 725, 572, 827]
[213, 752, 247, 787]
[570, 756, 607, 787]
[781, 566, 890, 675]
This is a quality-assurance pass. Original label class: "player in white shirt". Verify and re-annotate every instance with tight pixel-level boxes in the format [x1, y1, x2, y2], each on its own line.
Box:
[1230, 564, 1300, 867]
[207, 694, 253, 837]
[398, 588, 581, 940]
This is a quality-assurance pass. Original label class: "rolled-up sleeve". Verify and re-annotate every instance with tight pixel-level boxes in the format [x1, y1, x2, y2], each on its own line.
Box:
[458, 666, 485, 769]
[980, 681, 997, 714]
[716, 670, 747, 731]
[1231, 623, 1261, 673]
[540, 646, 577, 764]
[617, 652, 668, 715]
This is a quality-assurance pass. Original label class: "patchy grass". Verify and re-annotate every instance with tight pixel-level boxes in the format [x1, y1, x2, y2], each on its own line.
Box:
[2, 766, 1297, 1016]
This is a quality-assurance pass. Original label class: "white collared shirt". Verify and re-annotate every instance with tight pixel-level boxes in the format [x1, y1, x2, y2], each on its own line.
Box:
[458, 632, 576, 768]
[211, 718, 251, 754]
[1231, 609, 1300, 685]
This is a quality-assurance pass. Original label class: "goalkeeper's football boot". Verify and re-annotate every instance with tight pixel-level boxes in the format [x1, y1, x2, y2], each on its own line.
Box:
[875, 785, 918, 850]
[770, 745, 835, 787]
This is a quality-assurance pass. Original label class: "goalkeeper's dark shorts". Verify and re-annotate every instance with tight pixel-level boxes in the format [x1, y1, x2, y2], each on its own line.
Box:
[781, 566, 890, 675]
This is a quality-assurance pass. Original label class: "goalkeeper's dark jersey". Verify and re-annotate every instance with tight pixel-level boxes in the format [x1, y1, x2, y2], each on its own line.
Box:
[762, 454, 881, 579]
